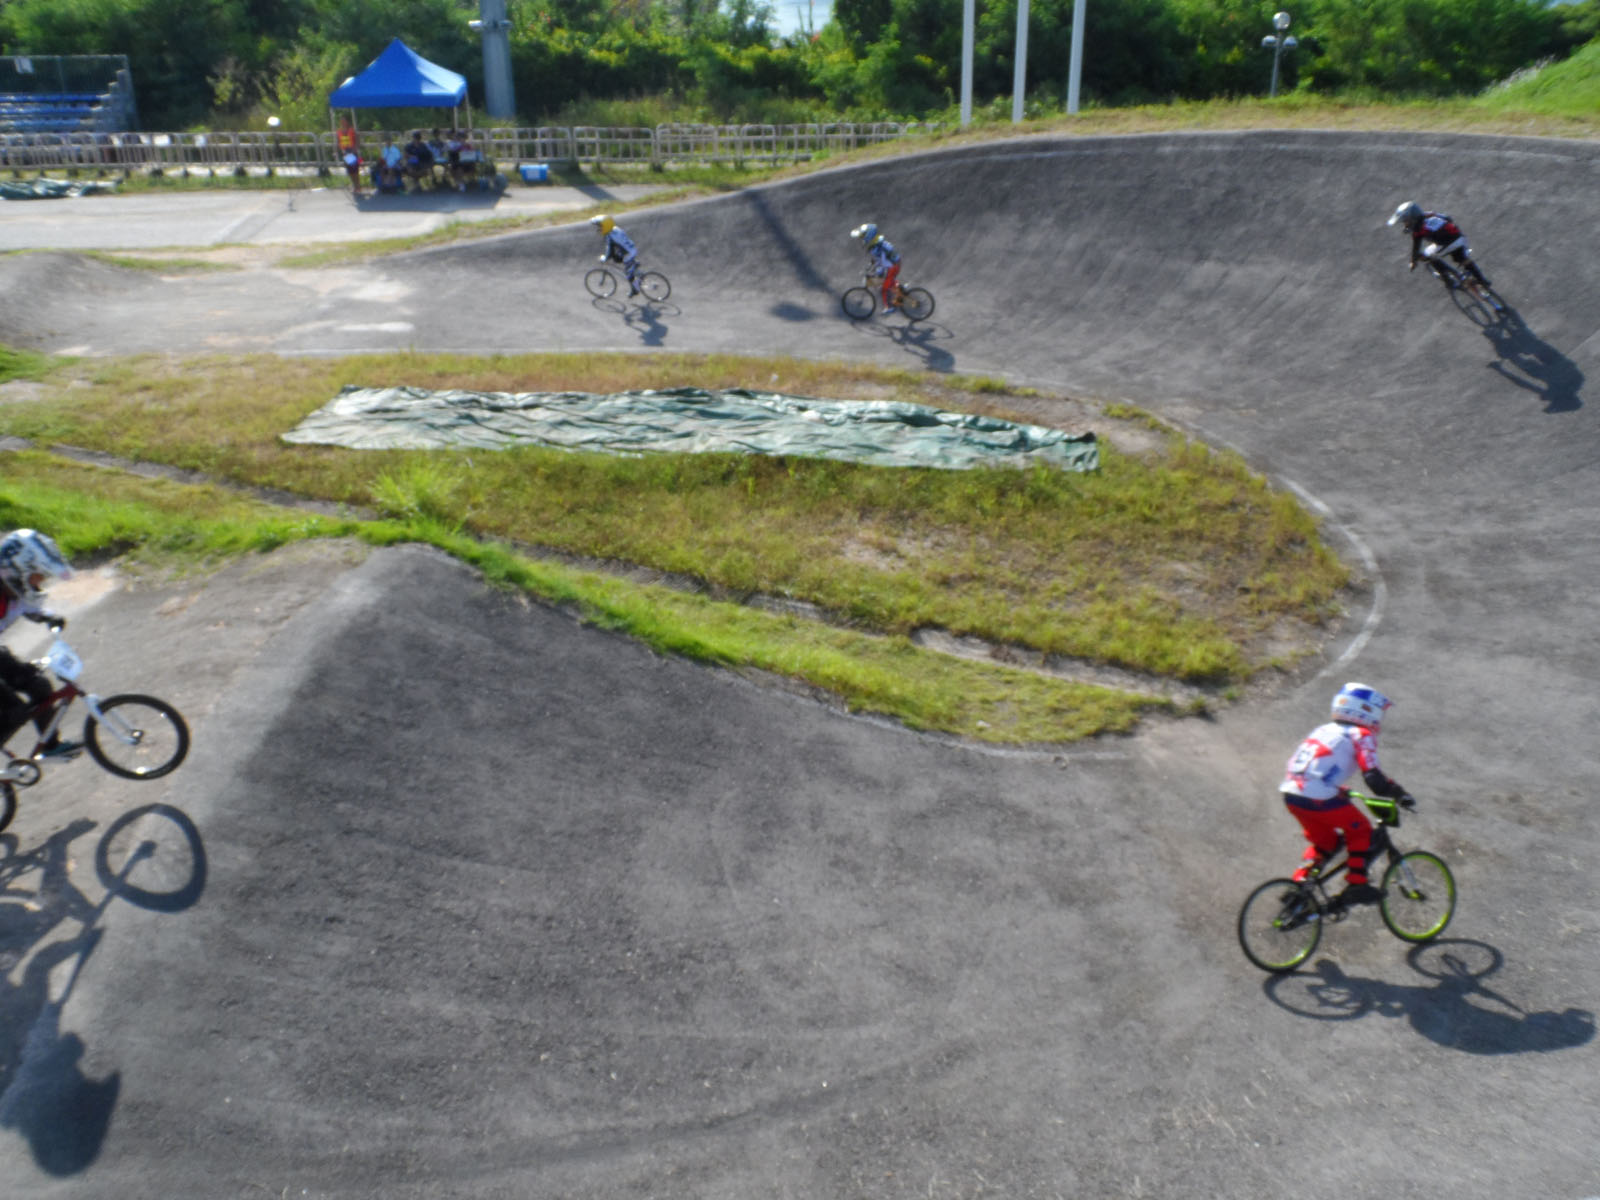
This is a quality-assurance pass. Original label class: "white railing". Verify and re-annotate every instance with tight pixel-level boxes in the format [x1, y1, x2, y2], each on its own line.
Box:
[0, 122, 941, 174]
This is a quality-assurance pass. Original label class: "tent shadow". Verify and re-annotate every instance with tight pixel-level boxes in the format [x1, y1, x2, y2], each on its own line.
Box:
[356, 187, 503, 214]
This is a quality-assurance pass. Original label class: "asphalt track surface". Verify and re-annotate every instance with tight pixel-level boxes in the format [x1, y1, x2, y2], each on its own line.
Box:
[1, 130, 1598, 1198]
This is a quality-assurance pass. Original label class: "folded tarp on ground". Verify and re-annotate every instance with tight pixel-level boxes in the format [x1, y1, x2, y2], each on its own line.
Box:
[0, 178, 118, 200]
[283, 386, 1099, 472]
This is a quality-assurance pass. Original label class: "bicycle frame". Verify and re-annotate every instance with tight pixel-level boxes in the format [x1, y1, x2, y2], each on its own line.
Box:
[2, 641, 130, 774]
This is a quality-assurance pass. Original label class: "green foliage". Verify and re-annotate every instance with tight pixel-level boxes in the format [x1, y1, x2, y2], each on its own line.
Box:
[1476, 35, 1600, 116]
[1, 0, 1591, 127]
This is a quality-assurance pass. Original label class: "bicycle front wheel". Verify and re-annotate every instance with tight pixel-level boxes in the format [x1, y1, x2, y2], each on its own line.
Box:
[584, 267, 617, 299]
[1238, 878, 1322, 973]
[0, 782, 15, 835]
[638, 271, 671, 302]
[85, 694, 190, 780]
[1380, 851, 1456, 942]
[899, 287, 935, 322]
[842, 287, 875, 320]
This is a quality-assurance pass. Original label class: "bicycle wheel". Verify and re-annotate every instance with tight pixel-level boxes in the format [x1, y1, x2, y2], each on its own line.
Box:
[1380, 851, 1455, 942]
[637, 271, 671, 302]
[841, 287, 876, 320]
[0, 782, 14, 835]
[84, 694, 190, 780]
[1238, 878, 1322, 973]
[899, 287, 935, 322]
[584, 267, 617, 299]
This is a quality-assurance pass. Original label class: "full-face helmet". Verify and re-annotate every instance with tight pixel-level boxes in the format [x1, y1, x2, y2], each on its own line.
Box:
[0, 529, 72, 602]
[1387, 201, 1424, 233]
[850, 222, 880, 247]
[1331, 682, 1392, 730]
[590, 214, 615, 235]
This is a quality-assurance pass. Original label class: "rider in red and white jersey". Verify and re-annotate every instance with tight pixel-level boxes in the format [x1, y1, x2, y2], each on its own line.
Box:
[1388, 201, 1491, 287]
[1280, 682, 1416, 907]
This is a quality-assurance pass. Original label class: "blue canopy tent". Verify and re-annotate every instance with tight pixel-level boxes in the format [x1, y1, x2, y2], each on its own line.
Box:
[328, 38, 470, 123]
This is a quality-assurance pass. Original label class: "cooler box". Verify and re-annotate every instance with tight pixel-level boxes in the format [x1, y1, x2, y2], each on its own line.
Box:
[519, 163, 549, 184]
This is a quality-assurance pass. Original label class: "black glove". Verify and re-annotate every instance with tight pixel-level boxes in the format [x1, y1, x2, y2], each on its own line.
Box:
[1398, 792, 1417, 810]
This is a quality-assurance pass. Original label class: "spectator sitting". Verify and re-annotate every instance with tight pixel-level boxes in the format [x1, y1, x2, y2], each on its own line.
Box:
[403, 131, 435, 190]
[453, 133, 479, 192]
[428, 128, 448, 182]
[444, 130, 464, 189]
[375, 138, 403, 192]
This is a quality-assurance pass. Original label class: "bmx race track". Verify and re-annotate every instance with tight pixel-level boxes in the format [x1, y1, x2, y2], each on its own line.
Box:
[2, 130, 1598, 1198]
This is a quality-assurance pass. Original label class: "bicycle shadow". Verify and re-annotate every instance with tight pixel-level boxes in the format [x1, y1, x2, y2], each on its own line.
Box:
[1261, 938, 1596, 1055]
[846, 316, 957, 373]
[0, 805, 207, 1175]
[1472, 303, 1585, 414]
[621, 299, 679, 348]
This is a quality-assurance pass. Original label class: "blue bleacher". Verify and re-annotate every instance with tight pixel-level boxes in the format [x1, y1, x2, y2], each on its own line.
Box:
[0, 92, 113, 134]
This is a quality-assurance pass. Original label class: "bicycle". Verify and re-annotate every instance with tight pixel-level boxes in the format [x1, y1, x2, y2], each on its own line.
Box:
[841, 272, 935, 323]
[1237, 793, 1456, 974]
[0, 630, 190, 833]
[1419, 256, 1505, 314]
[584, 262, 671, 303]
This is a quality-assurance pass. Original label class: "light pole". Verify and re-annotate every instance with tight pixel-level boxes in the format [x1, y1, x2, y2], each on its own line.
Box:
[469, 0, 516, 120]
[1261, 11, 1297, 99]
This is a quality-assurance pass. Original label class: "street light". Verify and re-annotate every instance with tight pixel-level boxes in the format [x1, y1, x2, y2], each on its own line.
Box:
[1261, 11, 1297, 98]
[469, 0, 516, 120]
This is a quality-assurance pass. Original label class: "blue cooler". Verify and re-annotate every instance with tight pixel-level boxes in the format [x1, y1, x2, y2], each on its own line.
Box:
[519, 163, 549, 184]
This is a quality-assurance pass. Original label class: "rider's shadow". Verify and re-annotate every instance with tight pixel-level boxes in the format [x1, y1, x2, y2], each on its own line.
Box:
[622, 300, 679, 347]
[0, 808, 205, 1175]
[1263, 938, 1596, 1055]
[0, 823, 120, 1175]
[849, 318, 957, 373]
[1474, 304, 1584, 413]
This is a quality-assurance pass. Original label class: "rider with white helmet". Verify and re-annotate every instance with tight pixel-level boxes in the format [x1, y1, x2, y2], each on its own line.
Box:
[1278, 682, 1416, 908]
[1388, 200, 1491, 287]
[851, 222, 903, 312]
[0, 529, 81, 760]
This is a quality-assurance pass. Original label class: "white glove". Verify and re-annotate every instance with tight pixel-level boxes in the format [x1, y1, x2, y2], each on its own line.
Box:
[598, 254, 606, 262]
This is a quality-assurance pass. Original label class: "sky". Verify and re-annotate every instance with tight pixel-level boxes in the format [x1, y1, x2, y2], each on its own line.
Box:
[771, 0, 833, 37]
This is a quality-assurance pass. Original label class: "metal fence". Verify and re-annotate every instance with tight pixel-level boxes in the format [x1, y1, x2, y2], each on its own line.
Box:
[0, 122, 940, 175]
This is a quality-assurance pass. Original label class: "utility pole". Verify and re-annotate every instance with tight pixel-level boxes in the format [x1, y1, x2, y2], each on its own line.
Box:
[472, 0, 517, 120]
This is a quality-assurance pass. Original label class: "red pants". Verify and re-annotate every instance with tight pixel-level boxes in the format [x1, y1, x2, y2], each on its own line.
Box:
[1284, 795, 1373, 885]
[881, 262, 901, 307]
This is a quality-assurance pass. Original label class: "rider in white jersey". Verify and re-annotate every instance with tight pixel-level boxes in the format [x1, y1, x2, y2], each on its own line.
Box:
[1279, 683, 1415, 907]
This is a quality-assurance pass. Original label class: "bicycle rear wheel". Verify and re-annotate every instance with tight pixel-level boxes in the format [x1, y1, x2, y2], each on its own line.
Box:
[1238, 878, 1322, 973]
[638, 271, 671, 302]
[1380, 851, 1455, 942]
[841, 287, 875, 320]
[584, 267, 617, 299]
[899, 287, 935, 322]
[85, 694, 190, 780]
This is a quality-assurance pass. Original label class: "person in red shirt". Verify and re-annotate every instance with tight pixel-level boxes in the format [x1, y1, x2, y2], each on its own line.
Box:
[1388, 201, 1491, 287]
[1279, 682, 1416, 908]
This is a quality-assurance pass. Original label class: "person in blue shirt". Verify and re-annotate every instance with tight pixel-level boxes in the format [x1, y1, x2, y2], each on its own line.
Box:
[851, 222, 902, 311]
[590, 215, 642, 296]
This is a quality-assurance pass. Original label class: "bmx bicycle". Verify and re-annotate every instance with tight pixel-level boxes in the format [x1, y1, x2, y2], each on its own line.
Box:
[0, 629, 190, 833]
[1237, 792, 1456, 974]
[1419, 255, 1505, 314]
[584, 262, 671, 303]
[841, 273, 935, 322]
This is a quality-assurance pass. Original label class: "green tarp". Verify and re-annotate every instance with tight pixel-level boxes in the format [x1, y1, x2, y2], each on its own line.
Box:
[0, 178, 118, 200]
[283, 386, 1099, 472]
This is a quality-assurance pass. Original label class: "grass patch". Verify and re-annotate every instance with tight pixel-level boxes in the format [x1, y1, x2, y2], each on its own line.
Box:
[0, 348, 1348, 713]
[1, 451, 1166, 743]
[0, 345, 59, 384]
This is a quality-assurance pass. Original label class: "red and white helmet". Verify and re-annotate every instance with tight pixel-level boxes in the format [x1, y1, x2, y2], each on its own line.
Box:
[1331, 682, 1392, 730]
[0, 528, 72, 602]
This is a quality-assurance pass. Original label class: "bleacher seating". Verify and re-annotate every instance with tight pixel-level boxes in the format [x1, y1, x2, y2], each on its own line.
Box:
[0, 92, 116, 135]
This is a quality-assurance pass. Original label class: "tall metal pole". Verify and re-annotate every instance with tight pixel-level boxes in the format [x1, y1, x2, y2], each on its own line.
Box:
[479, 0, 516, 120]
[1066, 0, 1086, 114]
[1012, 0, 1029, 123]
[960, 0, 975, 127]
